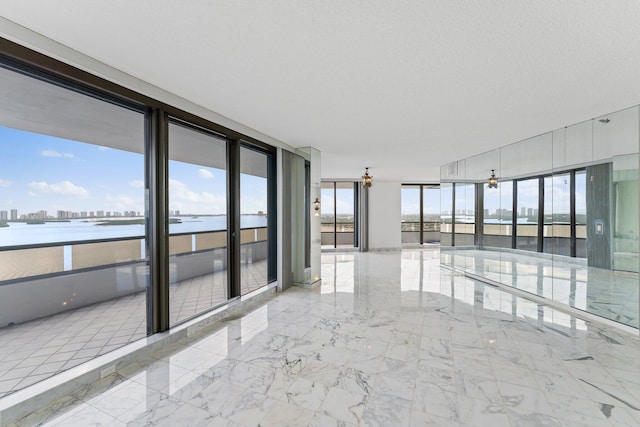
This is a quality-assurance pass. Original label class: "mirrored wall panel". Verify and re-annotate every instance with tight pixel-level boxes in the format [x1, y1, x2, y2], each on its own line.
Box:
[441, 106, 640, 329]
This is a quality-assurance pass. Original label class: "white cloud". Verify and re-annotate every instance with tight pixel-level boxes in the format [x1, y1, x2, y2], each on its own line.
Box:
[129, 180, 145, 188]
[0, 179, 12, 187]
[198, 169, 214, 179]
[40, 149, 75, 159]
[28, 191, 39, 197]
[28, 181, 90, 199]
[98, 146, 110, 151]
[41, 150, 62, 157]
[105, 193, 143, 212]
[169, 179, 226, 214]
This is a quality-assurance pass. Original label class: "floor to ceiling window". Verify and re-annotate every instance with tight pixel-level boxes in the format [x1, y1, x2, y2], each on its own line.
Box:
[454, 183, 475, 247]
[168, 122, 228, 325]
[0, 39, 281, 398]
[515, 178, 539, 251]
[320, 181, 358, 249]
[401, 184, 440, 244]
[401, 185, 421, 244]
[0, 64, 148, 397]
[240, 145, 271, 293]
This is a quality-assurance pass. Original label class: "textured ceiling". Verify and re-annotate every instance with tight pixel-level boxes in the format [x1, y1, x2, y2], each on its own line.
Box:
[1, 1, 640, 181]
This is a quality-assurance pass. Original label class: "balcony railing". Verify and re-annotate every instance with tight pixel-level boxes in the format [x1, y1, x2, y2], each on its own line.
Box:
[0, 227, 268, 328]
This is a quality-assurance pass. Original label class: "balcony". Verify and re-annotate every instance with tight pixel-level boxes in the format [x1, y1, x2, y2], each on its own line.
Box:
[0, 227, 268, 398]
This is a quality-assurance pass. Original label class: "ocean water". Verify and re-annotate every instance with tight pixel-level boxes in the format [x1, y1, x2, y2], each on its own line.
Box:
[0, 215, 267, 246]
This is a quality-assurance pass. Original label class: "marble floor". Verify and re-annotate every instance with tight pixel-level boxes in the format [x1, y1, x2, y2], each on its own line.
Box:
[0, 259, 268, 399]
[6, 248, 640, 426]
[442, 249, 640, 328]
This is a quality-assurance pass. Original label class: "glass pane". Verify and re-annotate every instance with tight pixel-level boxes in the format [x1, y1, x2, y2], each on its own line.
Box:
[575, 170, 587, 257]
[423, 186, 440, 243]
[0, 66, 147, 397]
[240, 146, 270, 293]
[335, 182, 355, 248]
[483, 184, 500, 235]
[550, 173, 571, 256]
[500, 180, 513, 238]
[440, 183, 453, 247]
[543, 176, 554, 253]
[612, 154, 639, 273]
[168, 123, 227, 324]
[401, 185, 420, 243]
[321, 182, 335, 247]
[453, 182, 475, 274]
[516, 178, 539, 251]
[454, 184, 475, 229]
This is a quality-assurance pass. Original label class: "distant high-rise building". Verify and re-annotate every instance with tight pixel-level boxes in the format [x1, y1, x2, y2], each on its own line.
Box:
[97, 210, 104, 217]
[80, 211, 87, 218]
[175, 210, 180, 216]
[90, 211, 95, 217]
[106, 211, 111, 217]
[39, 210, 48, 220]
[10, 209, 17, 220]
[0, 211, 7, 220]
[527, 208, 533, 217]
[521, 207, 526, 217]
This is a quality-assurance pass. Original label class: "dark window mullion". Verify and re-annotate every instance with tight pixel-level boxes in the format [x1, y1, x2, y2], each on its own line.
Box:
[227, 139, 241, 298]
[512, 180, 518, 249]
[451, 183, 456, 246]
[267, 150, 277, 282]
[333, 182, 337, 249]
[419, 185, 424, 245]
[538, 177, 544, 252]
[353, 182, 359, 247]
[147, 108, 169, 334]
[570, 170, 576, 257]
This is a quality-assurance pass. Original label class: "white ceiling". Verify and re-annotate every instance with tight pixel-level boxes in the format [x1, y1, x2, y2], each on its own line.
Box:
[1, 1, 640, 182]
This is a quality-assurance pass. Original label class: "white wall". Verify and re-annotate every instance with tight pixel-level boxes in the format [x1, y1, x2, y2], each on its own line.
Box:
[368, 181, 402, 250]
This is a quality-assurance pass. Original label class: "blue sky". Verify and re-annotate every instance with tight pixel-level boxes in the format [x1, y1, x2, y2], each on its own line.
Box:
[0, 126, 267, 217]
[321, 187, 354, 216]
[401, 187, 441, 216]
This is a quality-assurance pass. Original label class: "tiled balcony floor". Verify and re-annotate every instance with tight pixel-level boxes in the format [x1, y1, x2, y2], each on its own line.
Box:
[0, 260, 268, 399]
[6, 248, 640, 426]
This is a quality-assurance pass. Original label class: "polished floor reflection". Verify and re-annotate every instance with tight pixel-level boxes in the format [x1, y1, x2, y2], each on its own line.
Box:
[0, 260, 268, 399]
[8, 249, 640, 426]
[442, 249, 640, 329]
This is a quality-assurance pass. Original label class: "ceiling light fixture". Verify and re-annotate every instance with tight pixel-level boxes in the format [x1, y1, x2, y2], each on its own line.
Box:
[362, 167, 373, 188]
[487, 169, 498, 189]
